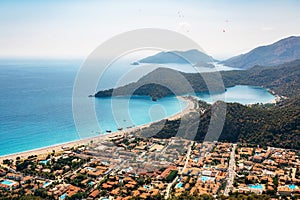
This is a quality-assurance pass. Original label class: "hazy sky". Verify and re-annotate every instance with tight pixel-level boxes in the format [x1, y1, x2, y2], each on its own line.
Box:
[0, 0, 300, 60]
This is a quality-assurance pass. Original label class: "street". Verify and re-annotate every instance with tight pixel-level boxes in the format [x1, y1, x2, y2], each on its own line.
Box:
[224, 144, 237, 196]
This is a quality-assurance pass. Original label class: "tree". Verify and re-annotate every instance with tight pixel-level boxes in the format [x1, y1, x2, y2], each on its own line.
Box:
[3, 159, 12, 165]
[34, 189, 48, 198]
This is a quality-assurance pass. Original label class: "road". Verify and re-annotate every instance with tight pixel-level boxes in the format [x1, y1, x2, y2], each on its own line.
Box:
[182, 141, 194, 172]
[224, 144, 237, 196]
[165, 141, 194, 199]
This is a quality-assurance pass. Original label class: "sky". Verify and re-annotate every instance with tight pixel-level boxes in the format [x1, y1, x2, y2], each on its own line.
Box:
[0, 0, 300, 60]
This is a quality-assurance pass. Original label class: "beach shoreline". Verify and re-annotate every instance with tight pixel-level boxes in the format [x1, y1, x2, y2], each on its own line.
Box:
[0, 96, 195, 163]
[267, 88, 287, 104]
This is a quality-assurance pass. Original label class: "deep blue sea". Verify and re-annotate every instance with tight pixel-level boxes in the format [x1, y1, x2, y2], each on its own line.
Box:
[0, 59, 275, 156]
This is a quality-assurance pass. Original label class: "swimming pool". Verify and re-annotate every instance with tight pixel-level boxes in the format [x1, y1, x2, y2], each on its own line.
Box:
[88, 181, 95, 186]
[201, 176, 212, 182]
[249, 184, 263, 190]
[144, 185, 151, 190]
[40, 160, 49, 165]
[288, 184, 297, 190]
[60, 193, 67, 200]
[0, 180, 15, 186]
[176, 182, 183, 188]
[43, 182, 51, 188]
[86, 167, 95, 171]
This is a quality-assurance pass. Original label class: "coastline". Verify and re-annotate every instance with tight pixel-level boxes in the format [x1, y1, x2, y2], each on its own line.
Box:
[267, 88, 287, 104]
[0, 96, 195, 163]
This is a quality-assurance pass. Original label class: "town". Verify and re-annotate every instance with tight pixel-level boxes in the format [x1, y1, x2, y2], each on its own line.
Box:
[0, 133, 299, 200]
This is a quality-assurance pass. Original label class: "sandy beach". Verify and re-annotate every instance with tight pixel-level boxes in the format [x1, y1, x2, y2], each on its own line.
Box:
[0, 96, 195, 163]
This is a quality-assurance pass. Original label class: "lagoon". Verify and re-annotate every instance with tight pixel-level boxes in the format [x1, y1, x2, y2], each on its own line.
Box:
[197, 85, 275, 104]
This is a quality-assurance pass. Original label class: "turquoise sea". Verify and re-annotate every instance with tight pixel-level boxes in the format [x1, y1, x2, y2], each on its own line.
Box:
[0, 60, 275, 156]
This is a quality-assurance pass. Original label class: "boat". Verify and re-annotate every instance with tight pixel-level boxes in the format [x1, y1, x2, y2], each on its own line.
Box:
[117, 127, 123, 131]
[151, 97, 158, 101]
[106, 130, 112, 133]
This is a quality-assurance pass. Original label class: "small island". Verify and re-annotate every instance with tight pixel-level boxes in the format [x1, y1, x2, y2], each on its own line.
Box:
[138, 49, 217, 64]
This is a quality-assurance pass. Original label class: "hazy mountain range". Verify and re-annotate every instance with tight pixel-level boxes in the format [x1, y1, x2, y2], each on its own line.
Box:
[222, 36, 300, 69]
[137, 36, 300, 69]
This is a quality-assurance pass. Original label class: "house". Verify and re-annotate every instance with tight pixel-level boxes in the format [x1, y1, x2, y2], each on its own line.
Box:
[88, 189, 100, 199]
[66, 185, 81, 198]
[21, 176, 32, 184]
[0, 169, 6, 176]
[88, 170, 104, 178]
[6, 173, 15, 180]
[110, 187, 120, 195]
[159, 166, 177, 179]
[278, 186, 293, 196]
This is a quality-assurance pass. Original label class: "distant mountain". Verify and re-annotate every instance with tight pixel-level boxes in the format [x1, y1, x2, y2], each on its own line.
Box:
[138, 49, 217, 64]
[95, 59, 300, 100]
[222, 36, 300, 69]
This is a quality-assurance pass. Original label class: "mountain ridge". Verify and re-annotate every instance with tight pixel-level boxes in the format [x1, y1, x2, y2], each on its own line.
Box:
[146, 95, 300, 149]
[221, 36, 300, 69]
[95, 59, 300, 100]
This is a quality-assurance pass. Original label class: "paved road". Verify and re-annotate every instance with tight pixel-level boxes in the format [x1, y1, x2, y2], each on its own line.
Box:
[224, 144, 237, 196]
[165, 141, 194, 199]
[182, 141, 194, 172]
